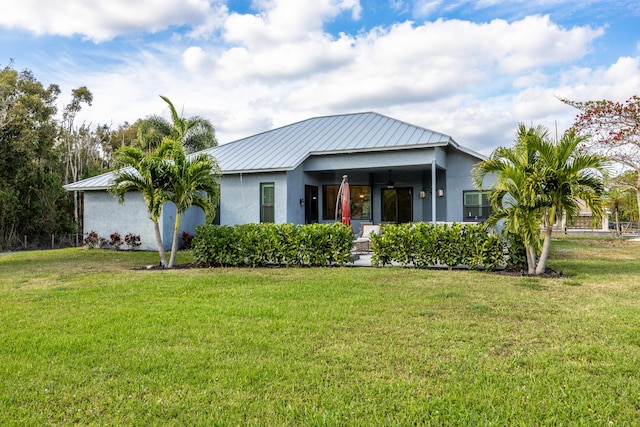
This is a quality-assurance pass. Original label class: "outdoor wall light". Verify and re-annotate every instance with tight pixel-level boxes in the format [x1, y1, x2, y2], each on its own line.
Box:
[437, 189, 444, 197]
[419, 190, 426, 199]
[299, 198, 305, 206]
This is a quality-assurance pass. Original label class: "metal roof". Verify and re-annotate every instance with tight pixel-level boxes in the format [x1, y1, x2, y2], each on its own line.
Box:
[64, 112, 482, 191]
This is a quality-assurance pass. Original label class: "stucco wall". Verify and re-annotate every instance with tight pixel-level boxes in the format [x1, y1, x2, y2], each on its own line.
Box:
[219, 172, 288, 225]
[84, 191, 160, 251]
[444, 150, 481, 222]
[83, 191, 206, 251]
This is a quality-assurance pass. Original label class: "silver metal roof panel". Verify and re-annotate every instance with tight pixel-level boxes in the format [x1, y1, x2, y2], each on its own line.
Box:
[64, 112, 480, 191]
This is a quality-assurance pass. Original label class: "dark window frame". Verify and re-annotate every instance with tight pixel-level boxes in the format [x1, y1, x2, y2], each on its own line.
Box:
[463, 190, 492, 221]
[260, 182, 275, 223]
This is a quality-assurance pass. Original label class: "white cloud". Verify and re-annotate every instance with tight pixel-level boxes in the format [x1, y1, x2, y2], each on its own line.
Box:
[0, 0, 224, 42]
[29, 0, 632, 158]
[223, 0, 361, 48]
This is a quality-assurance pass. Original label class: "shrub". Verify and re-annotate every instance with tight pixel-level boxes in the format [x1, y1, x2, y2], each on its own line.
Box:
[109, 232, 123, 250]
[180, 231, 194, 249]
[193, 223, 353, 268]
[83, 230, 100, 249]
[372, 222, 505, 271]
[124, 233, 141, 250]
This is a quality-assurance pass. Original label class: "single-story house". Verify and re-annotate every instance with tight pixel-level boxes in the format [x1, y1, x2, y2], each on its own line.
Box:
[65, 112, 489, 250]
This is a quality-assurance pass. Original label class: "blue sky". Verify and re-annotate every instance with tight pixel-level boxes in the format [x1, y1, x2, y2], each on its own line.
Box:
[1, 0, 639, 155]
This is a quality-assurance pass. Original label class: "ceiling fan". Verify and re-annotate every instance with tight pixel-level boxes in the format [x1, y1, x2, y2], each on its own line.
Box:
[374, 170, 404, 188]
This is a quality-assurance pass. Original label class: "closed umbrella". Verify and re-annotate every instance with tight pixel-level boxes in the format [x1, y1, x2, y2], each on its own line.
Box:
[335, 175, 352, 230]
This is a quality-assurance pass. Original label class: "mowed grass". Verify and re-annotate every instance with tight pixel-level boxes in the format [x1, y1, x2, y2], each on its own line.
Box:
[1, 236, 639, 425]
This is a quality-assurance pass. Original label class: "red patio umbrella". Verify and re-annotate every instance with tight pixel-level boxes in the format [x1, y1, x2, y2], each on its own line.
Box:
[336, 175, 352, 230]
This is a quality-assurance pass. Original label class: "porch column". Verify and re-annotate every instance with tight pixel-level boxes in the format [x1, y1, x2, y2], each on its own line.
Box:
[431, 159, 437, 224]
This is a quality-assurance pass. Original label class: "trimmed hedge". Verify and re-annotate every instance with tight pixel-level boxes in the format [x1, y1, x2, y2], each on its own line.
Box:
[193, 222, 353, 267]
[370, 222, 505, 271]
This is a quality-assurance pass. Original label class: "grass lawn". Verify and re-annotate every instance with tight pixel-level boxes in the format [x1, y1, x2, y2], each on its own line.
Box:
[1, 236, 639, 425]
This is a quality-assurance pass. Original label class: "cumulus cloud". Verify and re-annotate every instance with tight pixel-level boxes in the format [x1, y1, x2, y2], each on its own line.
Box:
[18, 0, 634, 158]
[0, 0, 225, 42]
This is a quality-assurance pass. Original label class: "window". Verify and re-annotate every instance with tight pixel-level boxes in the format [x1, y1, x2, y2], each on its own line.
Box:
[260, 183, 275, 223]
[463, 191, 492, 221]
[322, 185, 372, 220]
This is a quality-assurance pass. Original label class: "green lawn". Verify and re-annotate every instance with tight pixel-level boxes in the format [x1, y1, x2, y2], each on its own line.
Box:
[1, 236, 639, 425]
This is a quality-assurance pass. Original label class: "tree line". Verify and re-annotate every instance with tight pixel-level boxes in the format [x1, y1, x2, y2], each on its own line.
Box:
[0, 64, 217, 250]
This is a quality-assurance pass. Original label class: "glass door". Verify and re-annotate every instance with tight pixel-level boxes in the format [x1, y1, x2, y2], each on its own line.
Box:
[381, 187, 412, 223]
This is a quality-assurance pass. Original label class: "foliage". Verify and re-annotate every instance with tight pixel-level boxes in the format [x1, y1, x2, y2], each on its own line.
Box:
[158, 137, 220, 268]
[0, 64, 75, 249]
[108, 232, 123, 250]
[180, 231, 194, 249]
[137, 95, 217, 154]
[193, 223, 353, 267]
[605, 170, 638, 234]
[370, 222, 505, 271]
[124, 233, 141, 250]
[83, 230, 141, 250]
[562, 95, 640, 227]
[83, 230, 100, 249]
[108, 141, 173, 266]
[473, 124, 607, 275]
[502, 231, 527, 270]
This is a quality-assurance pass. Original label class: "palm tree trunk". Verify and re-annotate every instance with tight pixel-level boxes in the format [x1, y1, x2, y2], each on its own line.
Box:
[525, 245, 536, 275]
[536, 224, 554, 275]
[153, 220, 167, 267]
[168, 211, 181, 268]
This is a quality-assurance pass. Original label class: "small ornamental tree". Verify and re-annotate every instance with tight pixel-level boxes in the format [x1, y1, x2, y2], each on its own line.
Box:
[561, 95, 640, 228]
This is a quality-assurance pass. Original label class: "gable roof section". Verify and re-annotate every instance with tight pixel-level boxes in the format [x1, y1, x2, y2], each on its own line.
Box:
[64, 112, 484, 191]
[203, 112, 456, 174]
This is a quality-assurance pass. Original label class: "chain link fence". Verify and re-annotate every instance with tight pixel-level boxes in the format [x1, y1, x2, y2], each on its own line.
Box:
[1, 234, 83, 252]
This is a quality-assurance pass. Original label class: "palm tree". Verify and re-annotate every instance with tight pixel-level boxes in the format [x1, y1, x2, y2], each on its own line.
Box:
[161, 140, 220, 268]
[474, 124, 607, 275]
[473, 124, 549, 274]
[533, 129, 607, 274]
[137, 96, 217, 153]
[108, 141, 175, 267]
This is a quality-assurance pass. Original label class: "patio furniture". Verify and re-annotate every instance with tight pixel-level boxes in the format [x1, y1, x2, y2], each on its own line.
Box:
[353, 224, 380, 253]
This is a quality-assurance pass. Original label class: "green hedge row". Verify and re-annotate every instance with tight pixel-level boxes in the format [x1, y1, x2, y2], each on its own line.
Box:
[370, 222, 505, 271]
[193, 222, 353, 267]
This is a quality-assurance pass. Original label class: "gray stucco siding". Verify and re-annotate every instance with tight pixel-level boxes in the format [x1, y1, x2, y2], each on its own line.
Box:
[83, 191, 160, 251]
[219, 172, 288, 225]
[83, 191, 207, 251]
[443, 150, 481, 222]
[303, 148, 440, 172]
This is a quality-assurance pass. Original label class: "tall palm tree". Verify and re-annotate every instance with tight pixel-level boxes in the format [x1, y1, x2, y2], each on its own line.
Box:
[108, 141, 175, 267]
[137, 96, 217, 153]
[473, 124, 549, 274]
[161, 140, 220, 268]
[533, 129, 607, 274]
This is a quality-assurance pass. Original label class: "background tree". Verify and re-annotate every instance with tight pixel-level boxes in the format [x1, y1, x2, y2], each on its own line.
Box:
[605, 170, 638, 235]
[561, 95, 640, 228]
[137, 95, 217, 153]
[0, 64, 74, 249]
[58, 86, 94, 228]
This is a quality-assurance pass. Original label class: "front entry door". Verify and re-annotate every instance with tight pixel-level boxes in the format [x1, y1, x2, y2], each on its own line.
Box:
[305, 185, 319, 224]
[381, 187, 412, 223]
